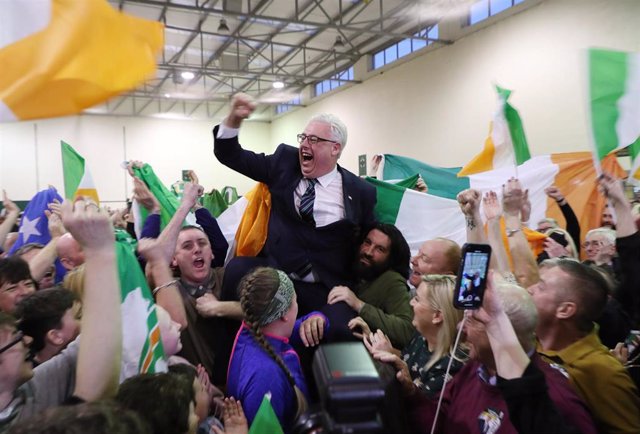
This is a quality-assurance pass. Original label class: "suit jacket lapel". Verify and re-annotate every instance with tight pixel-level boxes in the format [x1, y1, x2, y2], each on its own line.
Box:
[338, 165, 355, 221]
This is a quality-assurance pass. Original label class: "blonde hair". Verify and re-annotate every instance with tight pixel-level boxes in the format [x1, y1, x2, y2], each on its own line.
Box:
[63, 264, 86, 299]
[544, 227, 578, 259]
[421, 274, 464, 371]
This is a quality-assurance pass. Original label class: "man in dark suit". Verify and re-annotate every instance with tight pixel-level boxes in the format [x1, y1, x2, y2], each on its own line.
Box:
[213, 93, 377, 315]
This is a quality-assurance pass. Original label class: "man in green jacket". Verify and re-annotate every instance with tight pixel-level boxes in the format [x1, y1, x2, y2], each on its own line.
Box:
[300, 223, 413, 349]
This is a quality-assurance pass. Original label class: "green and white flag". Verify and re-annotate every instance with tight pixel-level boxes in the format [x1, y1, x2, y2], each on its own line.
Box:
[131, 163, 181, 230]
[248, 393, 284, 434]
[116, 230, 167, 380]
[589, 48, 640, 165]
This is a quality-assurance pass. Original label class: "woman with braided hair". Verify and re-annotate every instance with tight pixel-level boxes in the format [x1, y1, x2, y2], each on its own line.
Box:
[227, 267, 326, 432]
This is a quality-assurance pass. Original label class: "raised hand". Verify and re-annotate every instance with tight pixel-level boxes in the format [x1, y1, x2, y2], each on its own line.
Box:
[598, 172, 626, 205]
[2, 190, 19, 215]
[502, 177, 524, 217]
[456, 189, 481, 217]
[225, 93, 257, 128]
[133, 177, 160, 213]
[482, 191, 502, 221]
[544, 185, 565, 204]
[182, 182, 204, 210]
[60, 199, 114, 251]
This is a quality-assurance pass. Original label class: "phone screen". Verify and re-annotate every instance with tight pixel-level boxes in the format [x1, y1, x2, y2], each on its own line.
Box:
[182, 170, 190, 182]
[453, 243, 491, 310]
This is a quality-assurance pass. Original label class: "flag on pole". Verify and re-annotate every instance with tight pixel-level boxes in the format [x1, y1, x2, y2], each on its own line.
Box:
[61, 141, 99, 204]
[458, 85, 532, 177]
[0, 0, 163, 122]
[588, 48, 640, 162]
[115, 230, 167, 381]
[248, 393, 284, 434]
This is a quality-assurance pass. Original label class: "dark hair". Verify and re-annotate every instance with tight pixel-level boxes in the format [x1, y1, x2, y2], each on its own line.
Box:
[179, 225, 206, 235]
[0, 256, 37, 289]
[8, 401, 150, 434]
[365, 223, 411, 279]
[116, 373, 195, 434]
[238, 267, 307, 417]
[14, 243, 45, 257]
[14, 287, 78, 353]
[541, 259, 609, 332]
[168, 363, 197, 385]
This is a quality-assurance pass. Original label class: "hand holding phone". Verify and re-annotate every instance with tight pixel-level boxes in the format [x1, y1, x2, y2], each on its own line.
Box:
[453, 243, 492, 310]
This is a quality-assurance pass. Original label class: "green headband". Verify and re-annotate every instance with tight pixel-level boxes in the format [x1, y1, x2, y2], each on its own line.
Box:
[257, 270, 295, 327]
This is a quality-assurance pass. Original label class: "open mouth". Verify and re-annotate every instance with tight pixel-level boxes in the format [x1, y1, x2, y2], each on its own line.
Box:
[301, 151, 313, 162]
[193, 258, 205, 269]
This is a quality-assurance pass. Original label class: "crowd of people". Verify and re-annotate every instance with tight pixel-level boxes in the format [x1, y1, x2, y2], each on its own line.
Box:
[1, 92, 639, 434]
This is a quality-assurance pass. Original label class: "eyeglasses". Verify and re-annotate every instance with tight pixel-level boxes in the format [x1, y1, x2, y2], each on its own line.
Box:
[0, 330, 24, 354]
[296, 133, 335, 146]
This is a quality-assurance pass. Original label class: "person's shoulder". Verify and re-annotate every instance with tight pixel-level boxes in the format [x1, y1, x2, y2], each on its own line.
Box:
[377, 270, 409, 285]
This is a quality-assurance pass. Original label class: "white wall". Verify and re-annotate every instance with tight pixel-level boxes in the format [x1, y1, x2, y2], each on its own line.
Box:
[0, 115, 270, 203]
[272, 0, 640, 172]
[2, 0, 639, 202]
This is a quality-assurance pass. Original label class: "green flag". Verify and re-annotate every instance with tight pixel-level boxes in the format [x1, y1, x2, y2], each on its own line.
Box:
[379, 154, 470, 200]
[61, 141, 85, 199]
[589, 48, 640, 161]
[132, 164, 181, 230]
[116, 230, 166, 377]
[203, 189, 228, 218]
[248, 394, 284, 434]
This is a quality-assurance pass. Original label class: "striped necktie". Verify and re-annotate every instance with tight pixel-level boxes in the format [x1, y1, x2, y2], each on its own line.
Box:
[299, 178, 318, 225]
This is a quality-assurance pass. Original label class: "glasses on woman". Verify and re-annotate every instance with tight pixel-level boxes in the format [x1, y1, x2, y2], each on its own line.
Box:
[296, 133, 335, 146]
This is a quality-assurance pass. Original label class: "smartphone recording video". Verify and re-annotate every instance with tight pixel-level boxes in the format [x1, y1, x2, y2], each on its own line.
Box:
[453, 243, 492, 310]
[182, 170, 191, 183]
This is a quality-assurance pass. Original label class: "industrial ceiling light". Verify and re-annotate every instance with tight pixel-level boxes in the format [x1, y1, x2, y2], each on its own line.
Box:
[333, 36, 345, 49]
[218, 18, 230, 33]
[272, 80, 285, 89]
[181, 71, 195, 80]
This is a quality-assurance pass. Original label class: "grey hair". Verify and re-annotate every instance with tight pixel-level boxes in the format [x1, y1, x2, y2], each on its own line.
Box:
[308, 113, 348, 149]
[537, 218, 558, 230]
[585, 227, 616, 245]
[494, 283, 538, 353]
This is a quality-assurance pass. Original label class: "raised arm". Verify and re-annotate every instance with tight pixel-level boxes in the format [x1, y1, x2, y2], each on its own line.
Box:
[597, 172, 639, 319]
[223, 92, 256, 129]
[476, 276, 583, 434]
[503, 179, 539, 288]
[156, 182, 203, 264]
[456, 189, 486, 244]
[483, 191, 510, 275]
[60, 199, 121, 400]
[138, 237, 187, 329]
[545, 186, 581, 254]
[26, 204, 66, 281]
[0, 190, 20, 250]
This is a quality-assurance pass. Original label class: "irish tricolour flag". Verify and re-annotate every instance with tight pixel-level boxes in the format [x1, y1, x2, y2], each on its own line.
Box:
[457, 85, 531, 177]
[589, 48, 640, 180]
[372, 153, 625, 254]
